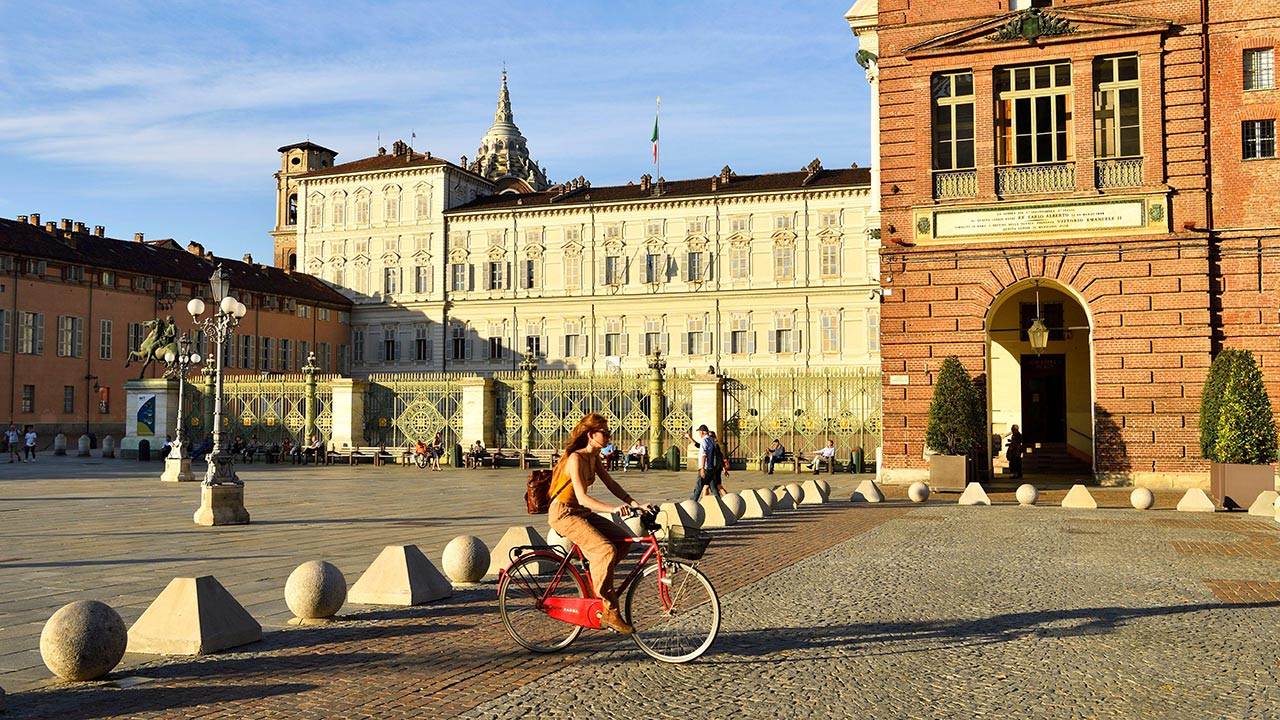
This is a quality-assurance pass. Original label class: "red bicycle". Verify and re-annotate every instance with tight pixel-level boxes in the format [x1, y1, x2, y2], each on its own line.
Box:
[497, 509, 720, 663]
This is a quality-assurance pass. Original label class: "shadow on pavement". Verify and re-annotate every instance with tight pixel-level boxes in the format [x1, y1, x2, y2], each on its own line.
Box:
[10, 682, 318, 720]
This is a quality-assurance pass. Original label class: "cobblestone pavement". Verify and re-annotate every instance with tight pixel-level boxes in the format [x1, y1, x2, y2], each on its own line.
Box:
[2, 456, 1278, 718]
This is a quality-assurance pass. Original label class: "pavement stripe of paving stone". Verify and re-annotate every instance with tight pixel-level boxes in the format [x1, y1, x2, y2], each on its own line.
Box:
[7, 499, 908, 718]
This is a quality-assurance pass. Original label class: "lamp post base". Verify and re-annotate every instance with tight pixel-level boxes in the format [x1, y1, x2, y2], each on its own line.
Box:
[194, 484, 250, 526]
[161, 456, 195, 483]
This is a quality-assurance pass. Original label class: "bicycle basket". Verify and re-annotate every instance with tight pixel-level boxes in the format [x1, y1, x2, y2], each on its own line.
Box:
[663, 525, 711, 561]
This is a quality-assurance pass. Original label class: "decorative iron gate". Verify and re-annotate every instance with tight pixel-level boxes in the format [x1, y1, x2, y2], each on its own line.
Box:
[495, 370, 654, 452]
[722, 367, 881, 466]
[363, 373, 463, 448]
[220, 374, 317, 444]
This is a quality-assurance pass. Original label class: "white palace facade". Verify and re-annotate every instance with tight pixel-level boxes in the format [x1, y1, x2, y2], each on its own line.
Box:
[272, 75, 879, 375]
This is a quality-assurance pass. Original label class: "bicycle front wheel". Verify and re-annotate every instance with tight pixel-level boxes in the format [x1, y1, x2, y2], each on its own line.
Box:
[414, 454, 427, 469]
[624, 560, 720, 663]
[498, 553, 587, 653]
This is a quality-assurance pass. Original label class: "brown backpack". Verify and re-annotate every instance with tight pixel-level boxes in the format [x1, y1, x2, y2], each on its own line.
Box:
[525, 469, 573, 514]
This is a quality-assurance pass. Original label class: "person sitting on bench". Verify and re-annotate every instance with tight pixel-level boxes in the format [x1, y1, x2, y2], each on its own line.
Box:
[469, 440, 490, 469]
[624, 439, 648, 471]
[808, 439, 836, 474]
[303, 434, 325, 464]
[764, 439, 786, 474]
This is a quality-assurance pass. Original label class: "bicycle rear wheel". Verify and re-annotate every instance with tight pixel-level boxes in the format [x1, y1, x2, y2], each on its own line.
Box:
[414, 453, 427, 468]
[624, 560, 720, 663]
[498, 553, 587, 653]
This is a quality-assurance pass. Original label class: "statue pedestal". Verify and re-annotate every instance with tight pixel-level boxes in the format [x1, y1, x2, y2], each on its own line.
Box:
[194, 485, 250, 526]
[161, 456, 195, 483]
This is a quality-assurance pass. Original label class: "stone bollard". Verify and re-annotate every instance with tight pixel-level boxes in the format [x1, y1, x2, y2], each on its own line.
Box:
[78, 434, 91, 457]
[442, 536, 489, 583]
[53, 433, 68, 456]
[40, 600, 128, 681]
[1130, 487, 1155, 510]
[285, 561, 347, 622]
[908, 481, 930, 503]
[101, 436, 115, 458]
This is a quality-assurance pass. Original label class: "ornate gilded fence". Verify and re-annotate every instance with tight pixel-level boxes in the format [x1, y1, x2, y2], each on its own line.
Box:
[721, 367, 881, 467]
[219, 374, 335, 444]
[363, 372, 463, 448]
[495, 370, 655, 452]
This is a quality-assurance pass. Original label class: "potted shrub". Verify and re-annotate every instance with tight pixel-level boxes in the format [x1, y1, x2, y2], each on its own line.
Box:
[926, 356, 984, 491]
[1205, 350, 1278, 509]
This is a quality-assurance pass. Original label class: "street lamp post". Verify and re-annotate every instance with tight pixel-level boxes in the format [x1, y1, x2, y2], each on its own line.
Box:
[160, 332, 201, 483]
[187, 265, 250, 525]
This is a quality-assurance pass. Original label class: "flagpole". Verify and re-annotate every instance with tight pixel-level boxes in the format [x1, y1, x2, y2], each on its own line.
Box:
[652, 96, 661, 183]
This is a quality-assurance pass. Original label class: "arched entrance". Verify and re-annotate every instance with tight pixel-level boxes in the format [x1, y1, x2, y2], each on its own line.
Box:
[985, 279, 1095, 483]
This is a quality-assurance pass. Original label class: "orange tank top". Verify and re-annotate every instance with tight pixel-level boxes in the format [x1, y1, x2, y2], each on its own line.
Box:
[551, 452, 595, 506]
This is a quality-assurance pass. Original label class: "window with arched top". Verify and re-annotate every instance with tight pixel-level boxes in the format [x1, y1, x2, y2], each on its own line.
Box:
[287, 194, 297, 225]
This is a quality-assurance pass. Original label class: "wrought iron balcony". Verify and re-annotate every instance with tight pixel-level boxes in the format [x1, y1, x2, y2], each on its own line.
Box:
[1094, 157, 1143, 189]
[996, 162, 1075, 195]
[932, 169, 978, 200]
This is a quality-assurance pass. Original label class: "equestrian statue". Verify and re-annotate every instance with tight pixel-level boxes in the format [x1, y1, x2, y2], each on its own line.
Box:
[124, 315, 179, 379]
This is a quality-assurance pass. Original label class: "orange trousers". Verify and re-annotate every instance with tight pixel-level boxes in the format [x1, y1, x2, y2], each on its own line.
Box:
[548, 500, 633, 611]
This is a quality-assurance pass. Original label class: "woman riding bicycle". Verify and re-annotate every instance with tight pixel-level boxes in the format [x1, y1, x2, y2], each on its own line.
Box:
[548, 413, 652, 634]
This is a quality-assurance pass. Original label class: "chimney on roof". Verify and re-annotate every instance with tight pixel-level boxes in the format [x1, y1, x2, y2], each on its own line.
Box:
[29, 213, 40, 226]
[16, 215, 27, 223]
[378, 146, 387, 156]
[640, 174, 651, 192]
[45, 222, 56, 232]
[61, 218, 72, 231]
[134, 232, 144, 242]
[204, 251, 214, 260]
[710, 177, 718, 191]
[73, 221, 86, 233]
[93, 225, 105, 237]
[425, 150, 431, 159]
[243, 253, 253, 264]
[187, 241, 205, 256]
[719, 166, 734, 184]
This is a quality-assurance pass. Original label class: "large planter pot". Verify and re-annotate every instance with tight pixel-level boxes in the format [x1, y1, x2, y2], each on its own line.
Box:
[929, 454, 969, 492]
[1209, 462, 1277, 510]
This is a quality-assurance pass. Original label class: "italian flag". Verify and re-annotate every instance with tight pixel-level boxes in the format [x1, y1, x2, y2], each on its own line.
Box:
[651, 97, 660, 164]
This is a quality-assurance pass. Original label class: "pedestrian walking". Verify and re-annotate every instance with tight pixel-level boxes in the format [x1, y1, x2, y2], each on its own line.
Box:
[23, 425, 37, 462]
[6, 424, 23, 463]
[1005, 424, 1024, 479]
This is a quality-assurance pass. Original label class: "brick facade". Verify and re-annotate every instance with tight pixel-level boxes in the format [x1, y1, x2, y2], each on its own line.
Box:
[871, 0, 1280, 487]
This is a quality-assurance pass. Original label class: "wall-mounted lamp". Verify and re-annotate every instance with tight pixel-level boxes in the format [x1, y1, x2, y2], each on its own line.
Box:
[1028, 280, 1049, 354]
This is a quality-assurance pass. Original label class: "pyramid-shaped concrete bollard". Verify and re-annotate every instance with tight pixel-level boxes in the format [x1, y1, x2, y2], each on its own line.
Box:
[698, 494, 738, 528]
[740, 489, 771, 519]
[756, 488, 778, 510]
[657, 501, 698, 532]
[1177, 487, 1217, 513]
[722, 492, 747, 519]
[850, 479, 884, 503]
[127, 576, 262, 655]
[349, 545, 454, 606]
[800, 479, 828, 505]
[1061, 484, 1098, 509]
[957, 482, 991, 506]
[487, 527, 553, 577]
[678, 499, 706, 528]
[1247, 490, 1278, 517]
[775, 485, 798, 511]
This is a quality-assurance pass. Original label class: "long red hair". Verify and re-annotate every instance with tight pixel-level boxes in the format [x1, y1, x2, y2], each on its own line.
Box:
[553, 413, 608, 478]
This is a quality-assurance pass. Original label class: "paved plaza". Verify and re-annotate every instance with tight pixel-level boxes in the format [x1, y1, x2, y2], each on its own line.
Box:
[1, 455, 1278, 718]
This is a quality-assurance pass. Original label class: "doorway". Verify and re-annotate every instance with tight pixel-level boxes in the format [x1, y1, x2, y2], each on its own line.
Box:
[1020, 353, 1066, 444]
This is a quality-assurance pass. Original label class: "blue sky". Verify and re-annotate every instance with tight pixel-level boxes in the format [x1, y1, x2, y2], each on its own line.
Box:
[0, 1, 872, 262]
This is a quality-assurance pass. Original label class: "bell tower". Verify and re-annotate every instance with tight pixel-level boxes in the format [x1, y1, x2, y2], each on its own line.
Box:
[271, 141, 338, 270]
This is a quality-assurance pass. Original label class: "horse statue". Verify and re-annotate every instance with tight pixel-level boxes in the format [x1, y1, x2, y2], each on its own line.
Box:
[125, 315, 179, 379]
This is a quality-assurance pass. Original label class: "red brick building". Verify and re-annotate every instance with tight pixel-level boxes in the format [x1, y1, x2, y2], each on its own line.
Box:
[858, 0, 1279, 487]
[0, 215, 352, 443]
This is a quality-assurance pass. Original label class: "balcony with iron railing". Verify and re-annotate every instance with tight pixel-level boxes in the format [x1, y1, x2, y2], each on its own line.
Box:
[932, 169, 977, 200]
[995, 161, 1075, 196]
[1094, 156, 1143, 190]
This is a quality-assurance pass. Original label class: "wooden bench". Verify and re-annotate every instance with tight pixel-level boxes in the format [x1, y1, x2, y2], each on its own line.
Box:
[328, 445, 407, 466]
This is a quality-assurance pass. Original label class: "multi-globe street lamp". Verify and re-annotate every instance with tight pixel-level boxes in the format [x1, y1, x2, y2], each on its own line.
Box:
[187, 265, 250, 525]
[160, 332, 201, 483]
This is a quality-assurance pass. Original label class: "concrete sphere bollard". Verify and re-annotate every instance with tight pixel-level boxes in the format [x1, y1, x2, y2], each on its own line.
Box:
[816, 478, 832, 497]
[757, 487, 777, 509]
[1130, 487, 1155, 510]
[908, 481, 930, 503]
[722, 493, 746, 519]
[39, 600, 127, 681]
[77, 434, 91, 457]
[1016, 484, 1039, 506]
[442, 535, 489, 583]
[678, 499, 706, 527]
[101, 435, 115, 458]
[785, 483, 805, 505]
[53, 433, 68, 456]
[284, 561, 347, 620]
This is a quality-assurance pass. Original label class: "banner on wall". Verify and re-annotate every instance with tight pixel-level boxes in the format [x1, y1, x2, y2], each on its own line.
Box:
[137, 395, 156, 435]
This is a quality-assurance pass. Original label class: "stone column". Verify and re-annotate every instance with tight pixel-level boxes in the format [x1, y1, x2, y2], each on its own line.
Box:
[689, 374, 725, 443]
[329, 378, 367, 450]
[302, 353, 318, 442]
[458, 377, 496, 448]
[647, 351, 667, 465]
[519, 360, 536, 451]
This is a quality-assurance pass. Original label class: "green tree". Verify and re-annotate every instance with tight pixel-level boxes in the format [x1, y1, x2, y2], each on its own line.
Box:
[1212, 350, 1278, 465]
[925, 356, 984, 456]
[1198, 349, 1240, 460]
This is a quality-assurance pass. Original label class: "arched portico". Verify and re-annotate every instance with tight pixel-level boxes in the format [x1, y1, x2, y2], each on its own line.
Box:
[985, 279, 1095, 482]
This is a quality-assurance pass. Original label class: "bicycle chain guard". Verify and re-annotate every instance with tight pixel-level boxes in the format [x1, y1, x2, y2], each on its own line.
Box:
[544, 596, 603, 629]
